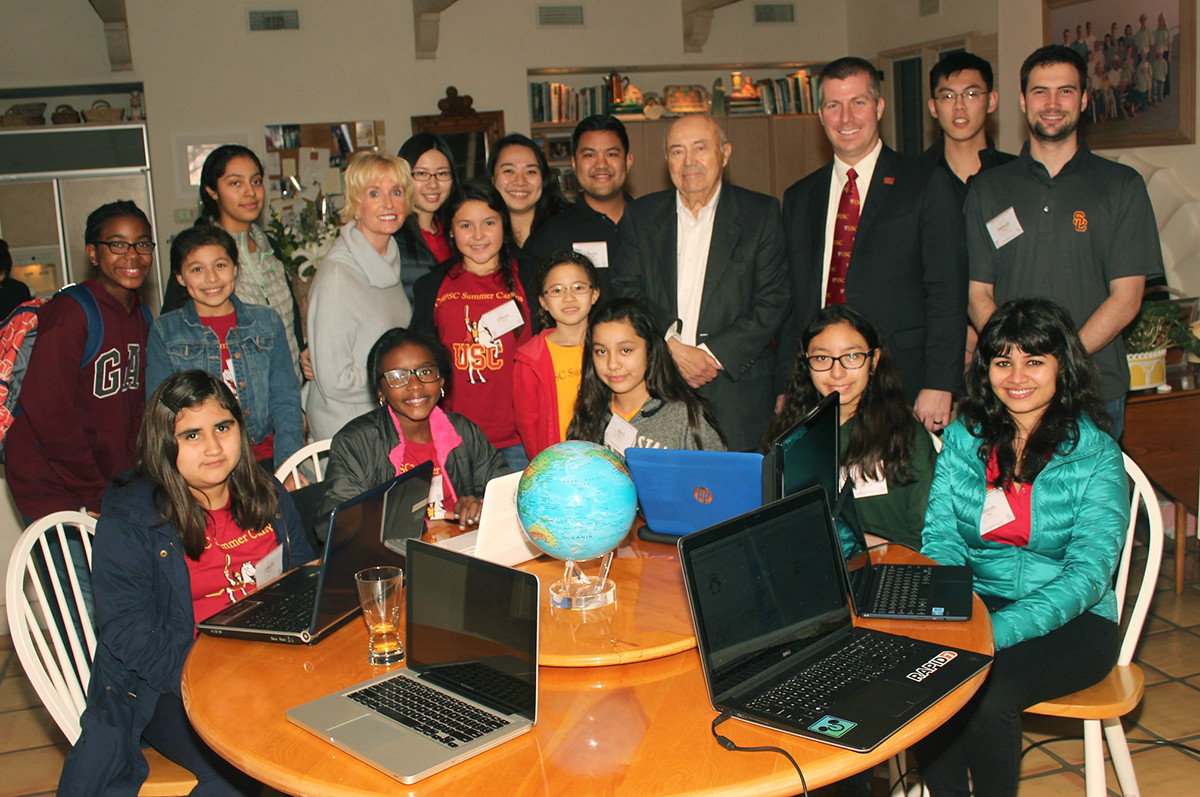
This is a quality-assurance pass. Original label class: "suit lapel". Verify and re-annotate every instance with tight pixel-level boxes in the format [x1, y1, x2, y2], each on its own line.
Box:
[652, 196, 679, 312]
[854, 147, 895, 253]
[699, 183, 739, 315]
[811, 164, 834, 265]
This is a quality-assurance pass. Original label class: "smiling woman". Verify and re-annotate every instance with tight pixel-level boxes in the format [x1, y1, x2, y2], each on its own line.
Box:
[305, 152, 416, 440]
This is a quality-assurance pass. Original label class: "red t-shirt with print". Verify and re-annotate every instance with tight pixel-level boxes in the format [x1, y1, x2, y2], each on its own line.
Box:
[199, 309, 273, 462]
[185, 502, 280, 624]
[432, 264, 530, 449]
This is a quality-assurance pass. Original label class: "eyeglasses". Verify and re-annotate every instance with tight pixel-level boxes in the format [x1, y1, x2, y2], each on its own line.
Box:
[805, 350, 876, 371]
[934, 89, 987, 105]
[543, 282, 594, 298]
[380, 366, 441, 388]
[90, 240, 156, 255]
[410, 169, 454, 183]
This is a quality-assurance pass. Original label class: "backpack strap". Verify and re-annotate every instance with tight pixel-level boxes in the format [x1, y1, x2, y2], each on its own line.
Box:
[58, 283, 105, 367]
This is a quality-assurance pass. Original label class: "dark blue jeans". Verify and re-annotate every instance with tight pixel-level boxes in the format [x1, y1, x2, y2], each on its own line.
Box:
[142, 693, 261, 796]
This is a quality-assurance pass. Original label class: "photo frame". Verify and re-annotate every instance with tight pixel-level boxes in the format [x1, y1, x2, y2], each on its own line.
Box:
[1044, 0, 1195, 147]
[546, 135, 572, 162]
[171, 131, 251, 200]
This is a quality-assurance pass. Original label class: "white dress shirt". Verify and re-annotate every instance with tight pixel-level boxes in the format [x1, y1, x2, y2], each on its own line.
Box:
[674, 187, 721, 360]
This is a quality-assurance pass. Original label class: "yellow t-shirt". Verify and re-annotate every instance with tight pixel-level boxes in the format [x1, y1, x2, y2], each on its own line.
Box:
[547, 340, 584, 440]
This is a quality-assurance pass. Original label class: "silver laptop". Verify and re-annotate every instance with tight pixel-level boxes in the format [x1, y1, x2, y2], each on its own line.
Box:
[197, 463, 432, 644]
[437, 472, 543, 566]
[287, 539, 540, 784]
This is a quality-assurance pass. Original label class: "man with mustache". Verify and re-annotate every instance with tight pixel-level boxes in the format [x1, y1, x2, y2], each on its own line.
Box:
[526, 114, 633, 297]
[965, 45, 1163, 438]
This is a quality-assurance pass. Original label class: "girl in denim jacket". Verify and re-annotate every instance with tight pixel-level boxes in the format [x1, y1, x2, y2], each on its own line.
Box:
[148, 225, 303, 473]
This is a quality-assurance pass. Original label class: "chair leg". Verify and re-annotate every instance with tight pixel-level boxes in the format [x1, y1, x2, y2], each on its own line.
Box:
[1083, 719, 1107, 797]
[1102, 717, 1141, 797]
[1175, 501, 1187, 595]
[887, 752, 928, 797]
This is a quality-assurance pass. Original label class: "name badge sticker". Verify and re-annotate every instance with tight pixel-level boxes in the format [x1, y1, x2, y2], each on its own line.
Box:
[980, 488, 1017, 536]
[255, 545, 284, 587]
[604, 414, 638, 455]
[986, 206, 1024, 249]
[478, 300, 524, 346]
[572, 241, 609, 269]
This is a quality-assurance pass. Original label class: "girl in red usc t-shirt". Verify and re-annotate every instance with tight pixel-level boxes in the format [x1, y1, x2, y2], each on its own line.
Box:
[320, 328, 509, 529]
[513, 250, 600, 459]
[59, 371, 312, 795]
[412, 181, 532, 472]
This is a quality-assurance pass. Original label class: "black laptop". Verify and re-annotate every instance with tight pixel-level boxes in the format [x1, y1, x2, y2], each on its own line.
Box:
[678, 485, 991, 752]
[197, 463, 433, 644]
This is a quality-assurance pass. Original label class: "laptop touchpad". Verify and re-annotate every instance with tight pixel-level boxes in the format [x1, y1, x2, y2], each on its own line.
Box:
[844, 679, 930, 718]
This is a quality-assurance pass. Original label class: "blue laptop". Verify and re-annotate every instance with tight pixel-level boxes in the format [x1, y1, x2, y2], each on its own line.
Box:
[624, 448, 764, 543]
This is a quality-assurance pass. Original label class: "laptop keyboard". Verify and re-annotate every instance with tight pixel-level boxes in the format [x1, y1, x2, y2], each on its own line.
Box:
[747, 632, 924, 722]
[349, 675, 510, 748]
[873, 566, 931, 615]
[236, 584, 317, 631]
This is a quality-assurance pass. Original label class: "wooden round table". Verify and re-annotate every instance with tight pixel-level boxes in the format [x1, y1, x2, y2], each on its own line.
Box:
[183, 542, 993, 796]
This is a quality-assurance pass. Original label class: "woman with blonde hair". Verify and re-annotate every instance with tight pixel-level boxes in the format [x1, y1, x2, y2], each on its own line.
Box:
[306, 151, 415, 439]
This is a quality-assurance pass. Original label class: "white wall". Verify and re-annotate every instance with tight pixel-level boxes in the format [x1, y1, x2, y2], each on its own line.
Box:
[845, 0, 998, 60]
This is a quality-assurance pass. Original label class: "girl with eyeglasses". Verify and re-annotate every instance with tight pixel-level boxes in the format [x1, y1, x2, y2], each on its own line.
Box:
[513, 250, 601, 459]
[394, 133, 463, 303]
[320, 328, 508, 530]
[768, 304, 936, 550]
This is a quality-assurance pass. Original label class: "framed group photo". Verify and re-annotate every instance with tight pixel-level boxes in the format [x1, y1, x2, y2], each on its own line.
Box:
[1044, 0, 1195, 147]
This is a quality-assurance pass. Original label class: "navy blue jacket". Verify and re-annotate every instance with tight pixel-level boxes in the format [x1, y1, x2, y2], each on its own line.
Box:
[58, 475, 312, 794]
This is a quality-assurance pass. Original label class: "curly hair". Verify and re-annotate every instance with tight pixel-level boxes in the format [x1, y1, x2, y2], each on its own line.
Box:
[566, 298, 725, 450]
[767, 305, 916, 483]
[962, 298, 1109, 485]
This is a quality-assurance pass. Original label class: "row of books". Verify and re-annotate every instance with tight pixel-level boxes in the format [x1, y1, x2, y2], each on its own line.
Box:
[529, 82, 609, 124]
[761, 70, 822, 115]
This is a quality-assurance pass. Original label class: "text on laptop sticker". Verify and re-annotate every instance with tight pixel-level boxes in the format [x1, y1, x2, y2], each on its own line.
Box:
[906, 650, 958, 682]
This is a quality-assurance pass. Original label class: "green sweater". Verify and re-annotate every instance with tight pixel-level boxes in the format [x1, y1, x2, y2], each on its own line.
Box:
[841, 416, 936, 550]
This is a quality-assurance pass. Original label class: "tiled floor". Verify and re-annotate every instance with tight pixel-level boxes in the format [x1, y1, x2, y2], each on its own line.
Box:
[4, 547, 1200, 796]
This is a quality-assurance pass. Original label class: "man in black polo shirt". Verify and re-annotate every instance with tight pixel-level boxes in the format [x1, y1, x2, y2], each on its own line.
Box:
[922, 51, 1015, 208]
[525, 114, 633, 296]
[966, 44, 1163, 438]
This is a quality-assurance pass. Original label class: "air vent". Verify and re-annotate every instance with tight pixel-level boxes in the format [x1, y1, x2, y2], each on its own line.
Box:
[537, 5, 585, 26]
[248, 9, 300, 32]
[754, 3, 795, 23]
[919, 0, 940, 16]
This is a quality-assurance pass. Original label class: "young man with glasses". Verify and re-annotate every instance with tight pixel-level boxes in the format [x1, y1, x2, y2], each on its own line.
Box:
[922, 51, 1016, 207]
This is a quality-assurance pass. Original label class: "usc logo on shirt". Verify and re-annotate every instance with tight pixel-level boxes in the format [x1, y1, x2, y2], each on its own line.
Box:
[1073, 211, 1088, 232]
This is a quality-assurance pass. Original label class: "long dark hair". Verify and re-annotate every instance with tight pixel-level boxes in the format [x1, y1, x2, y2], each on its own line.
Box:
[198, 145, 263, 223]
[963, 298, 1108, 486]
[446, 181, 525, 322]
[486, 134, 570, 238]
[532, 249, 599, 329]
[396, 133, 462, 261]
[138, 371, 278, 559]
[367, 327, 453, 402]
[768, 305, 916, 483]
[566, 298, 725, 449]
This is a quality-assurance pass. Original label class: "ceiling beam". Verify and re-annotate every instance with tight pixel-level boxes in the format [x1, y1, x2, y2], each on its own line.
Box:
[413, 0, 460, 60]
[88, 0, 132, 71]
[682, 0, 743, 53]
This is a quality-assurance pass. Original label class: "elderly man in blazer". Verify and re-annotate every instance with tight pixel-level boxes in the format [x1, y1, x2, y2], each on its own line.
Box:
[611, 114, 789, 451]
[775, 56, 968, 433]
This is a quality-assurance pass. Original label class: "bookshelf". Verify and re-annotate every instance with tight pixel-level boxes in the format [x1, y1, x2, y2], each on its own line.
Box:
[527, 63, 833, 201]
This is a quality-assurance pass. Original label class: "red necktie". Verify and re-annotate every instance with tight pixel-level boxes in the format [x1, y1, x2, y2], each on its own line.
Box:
[825, 168, 860, 305]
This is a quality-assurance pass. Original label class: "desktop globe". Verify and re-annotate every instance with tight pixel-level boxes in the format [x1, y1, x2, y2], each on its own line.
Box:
[516, 441, 638, 609]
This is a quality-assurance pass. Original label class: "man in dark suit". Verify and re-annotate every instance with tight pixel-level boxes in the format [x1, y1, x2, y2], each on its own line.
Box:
[775, 56, 967, 433]
[612, 114, 789, 451]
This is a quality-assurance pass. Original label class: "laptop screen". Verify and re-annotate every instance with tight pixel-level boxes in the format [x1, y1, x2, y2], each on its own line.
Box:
[680, 486, 851, 701]
[313, 465, 432, 632]
[767, 392, 840, 504]
[405, 540, 539, 720]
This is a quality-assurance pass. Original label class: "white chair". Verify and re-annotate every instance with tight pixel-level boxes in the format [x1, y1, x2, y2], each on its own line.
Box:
[1023, 452, 1164, 797]
[6, 511, 196, 795]
[274, 437, 333, 485]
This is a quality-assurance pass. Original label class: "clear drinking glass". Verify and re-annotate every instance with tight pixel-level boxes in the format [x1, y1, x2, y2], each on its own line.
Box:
[354, 566, 404, 665]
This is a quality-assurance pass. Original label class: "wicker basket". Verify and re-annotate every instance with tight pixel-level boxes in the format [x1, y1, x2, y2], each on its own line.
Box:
[82, 100, 124, 124]
[52, 104, 81, 124]
[0, 113, 44, 127]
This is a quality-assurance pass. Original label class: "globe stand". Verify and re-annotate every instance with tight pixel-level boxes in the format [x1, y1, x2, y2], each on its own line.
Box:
[549, 552, 617, 610]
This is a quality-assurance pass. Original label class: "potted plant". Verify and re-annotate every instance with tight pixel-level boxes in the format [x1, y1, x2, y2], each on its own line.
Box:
[1123, 299, 1200, 389]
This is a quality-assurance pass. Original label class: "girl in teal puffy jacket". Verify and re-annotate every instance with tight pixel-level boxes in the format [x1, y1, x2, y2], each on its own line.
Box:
[915, 298, 1126, 797]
